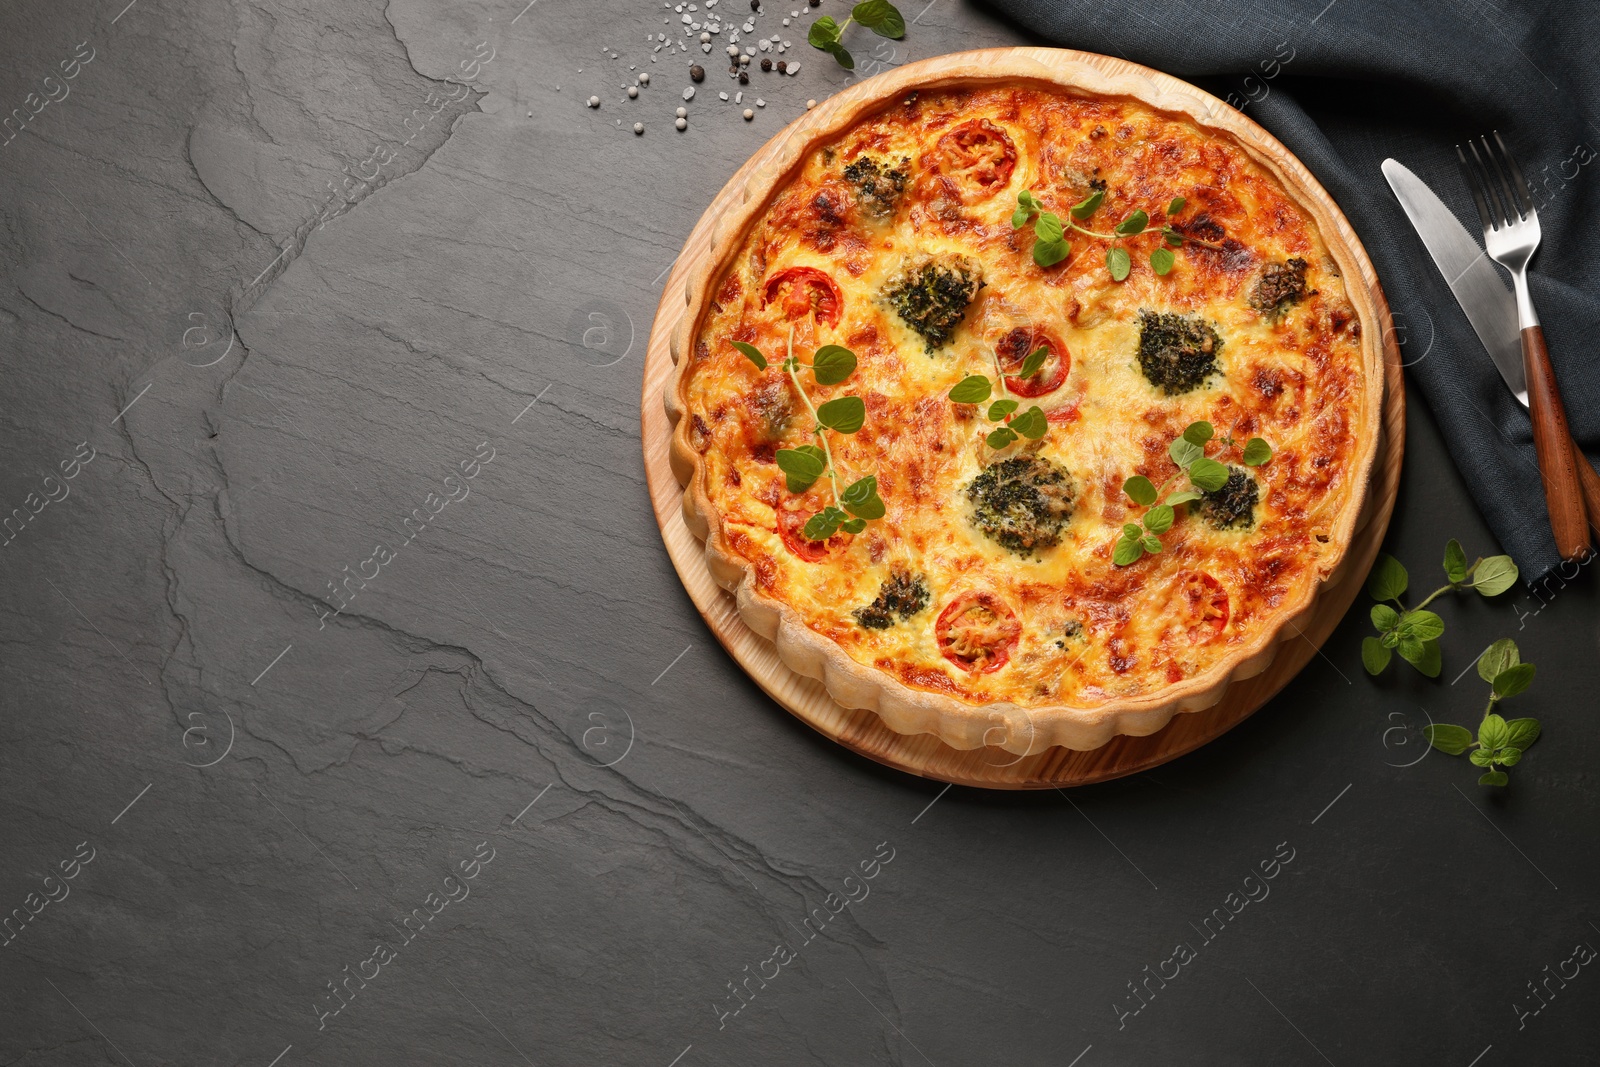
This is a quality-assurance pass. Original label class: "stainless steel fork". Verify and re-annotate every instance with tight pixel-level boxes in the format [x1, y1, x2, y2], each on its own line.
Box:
[1458, 131, 1590, 561]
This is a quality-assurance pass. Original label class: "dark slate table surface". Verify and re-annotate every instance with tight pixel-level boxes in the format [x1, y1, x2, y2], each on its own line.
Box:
[2, 1, 1596, 1064]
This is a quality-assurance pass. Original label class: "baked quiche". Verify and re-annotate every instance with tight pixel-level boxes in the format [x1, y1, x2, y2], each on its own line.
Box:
[667, 58, 1382, 751]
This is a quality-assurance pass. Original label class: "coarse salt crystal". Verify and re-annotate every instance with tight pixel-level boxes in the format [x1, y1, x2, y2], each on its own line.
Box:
[683, 86, 696, 99]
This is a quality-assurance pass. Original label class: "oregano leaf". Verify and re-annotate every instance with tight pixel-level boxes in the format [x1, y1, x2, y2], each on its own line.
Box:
[1477, 638, 1519, 683]
[1361, 636, 1391, 675]
[948, 375, 993, 404]
[1366, 553, 1408, 601]
[732, 340, 768, 370]
[1471, 555, 1518, 596]
[1123, 475, 1158, 507]
[1423, 723, 1474, 755]
[1242, 437, 1272, 466]
[811, 344, 857, 385]
[1106, 246, 1131, 281]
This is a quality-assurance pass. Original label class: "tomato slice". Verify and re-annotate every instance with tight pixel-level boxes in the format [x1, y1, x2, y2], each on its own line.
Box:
[935, 591, 1021, 673]
[763, 267, 842, 328]
[932, 119, 1018, 199]
[996, 327, 1070, 398]
[1180, 573, 1230, 634]
[777, 500, 847, 561]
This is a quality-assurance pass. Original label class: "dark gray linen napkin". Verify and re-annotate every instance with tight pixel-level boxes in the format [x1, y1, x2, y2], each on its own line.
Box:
[973, 0, 1600, 584]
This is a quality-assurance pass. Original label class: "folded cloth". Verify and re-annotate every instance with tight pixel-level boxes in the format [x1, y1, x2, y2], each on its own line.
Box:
[973, 0, 1600, 584]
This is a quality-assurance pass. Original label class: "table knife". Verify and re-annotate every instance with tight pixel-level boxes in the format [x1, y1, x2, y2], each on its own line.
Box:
[1380, 157, 1600, 533]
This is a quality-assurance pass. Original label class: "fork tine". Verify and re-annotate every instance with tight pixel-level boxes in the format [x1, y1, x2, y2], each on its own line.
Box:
[1472, 138, 1511, 227]
[1492, 130, 1536, 217]
[1479, 134, 1524, 224]
[1468, 139, 1504, 227]
[1457, 143, 1498, 233]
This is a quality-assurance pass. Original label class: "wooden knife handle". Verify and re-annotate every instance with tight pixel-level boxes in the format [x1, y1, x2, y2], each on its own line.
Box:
[1523, 324, 1590, 561]
[1574, 440, 1600, 547]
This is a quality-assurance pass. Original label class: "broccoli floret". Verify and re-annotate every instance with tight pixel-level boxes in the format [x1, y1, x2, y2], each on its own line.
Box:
[1249, 257, 1309, 317]
[843, 154, 910, 218]
[853, 571, 931, 629]
[883, 255, 982, 351]
[1136, 310, 1223, 394]
[1054, 619, 1084, 649]
[1199, 467, 1259, 530]
[965, 456, 1075, 554]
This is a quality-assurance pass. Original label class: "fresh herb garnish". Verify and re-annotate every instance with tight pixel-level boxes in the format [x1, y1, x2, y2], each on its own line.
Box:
[1360, 540, 1519, 678]
[1423, 638, 1540, 787]
[807, 0, 905, 69]
[1115, 421, 1272, 565]
[733, 330, 884, 541]
[1013, 189, 1213, 278]
[947, 345, 1051, 449]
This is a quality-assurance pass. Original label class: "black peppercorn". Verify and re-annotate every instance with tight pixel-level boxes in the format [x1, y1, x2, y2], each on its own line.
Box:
[776, 60, 787, 73]
[739, 71, 749, 84]
[760, 57, 772, 71]
[689, 64, 705, 82]
[808, 0, 820, 6]
[750, 0, 760, 8]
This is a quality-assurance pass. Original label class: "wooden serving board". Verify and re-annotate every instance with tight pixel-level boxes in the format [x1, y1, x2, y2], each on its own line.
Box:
[641, 48, 1405, 789]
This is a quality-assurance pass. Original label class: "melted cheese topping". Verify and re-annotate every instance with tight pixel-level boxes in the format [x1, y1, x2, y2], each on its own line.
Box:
[683, 86, 1368, 708]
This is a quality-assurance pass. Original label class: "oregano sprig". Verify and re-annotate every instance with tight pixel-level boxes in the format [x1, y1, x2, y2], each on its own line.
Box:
[807, 0, 905, 69]
[1014, 190, 1223, 278]
[1422, 638, 1539, 787]
[947, 345, 1050, 448]
[1360, 541, 1519, 678]
[1115, 420, 1272, 565]
[732, 329, 885, 541]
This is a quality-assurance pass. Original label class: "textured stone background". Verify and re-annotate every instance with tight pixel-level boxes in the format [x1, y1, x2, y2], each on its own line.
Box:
[1, 1, 1596, 1065]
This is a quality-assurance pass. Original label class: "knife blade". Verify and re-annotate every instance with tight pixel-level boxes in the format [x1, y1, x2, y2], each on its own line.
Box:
[1380, 158, 1527, 405]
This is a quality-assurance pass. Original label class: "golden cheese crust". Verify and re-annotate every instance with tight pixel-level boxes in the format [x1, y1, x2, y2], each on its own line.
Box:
[679, 84, 1368, 710]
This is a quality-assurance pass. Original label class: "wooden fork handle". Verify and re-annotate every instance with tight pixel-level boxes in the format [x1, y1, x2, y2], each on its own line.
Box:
[1522, 324, 1591, 561]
